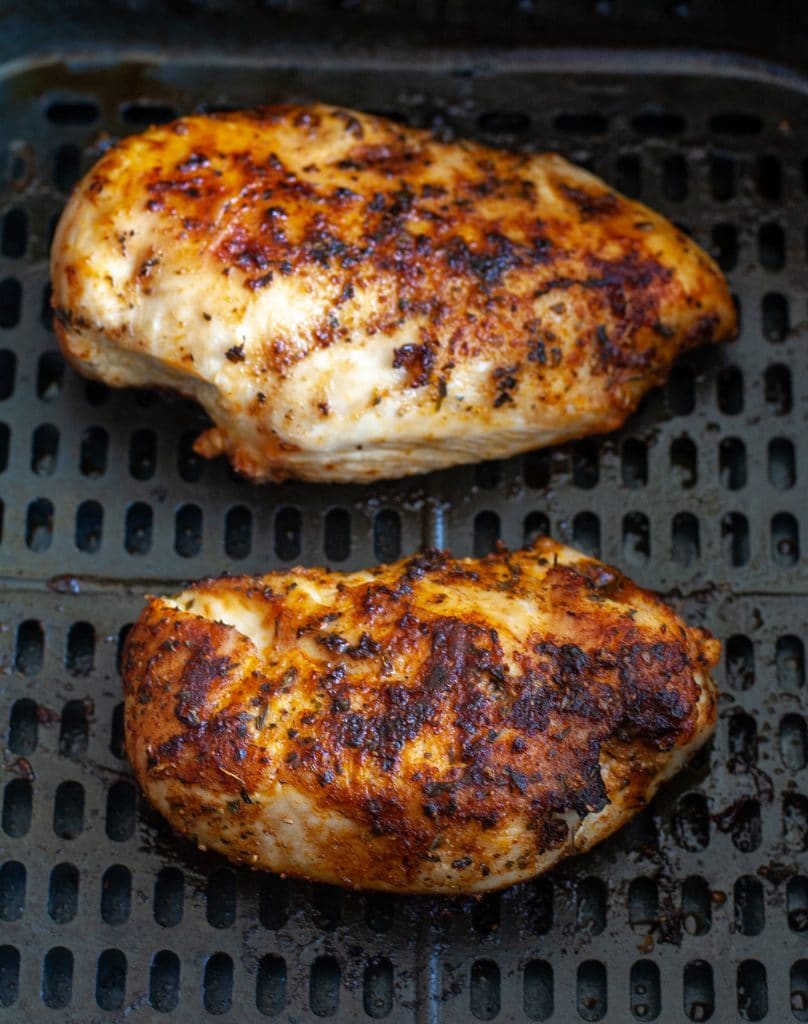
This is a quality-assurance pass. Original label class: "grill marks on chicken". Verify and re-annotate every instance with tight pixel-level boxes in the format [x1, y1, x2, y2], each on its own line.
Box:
[123, 539, 719, 893]
[52, 104, 736, 482]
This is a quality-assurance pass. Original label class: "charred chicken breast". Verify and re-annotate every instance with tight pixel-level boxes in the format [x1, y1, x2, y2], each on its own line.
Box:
[123, 538, 719, 893]
[52, 104, 736, 483]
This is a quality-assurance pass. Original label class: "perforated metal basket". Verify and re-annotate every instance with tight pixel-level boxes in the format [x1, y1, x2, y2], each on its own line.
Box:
[1, 3, 807, 1021]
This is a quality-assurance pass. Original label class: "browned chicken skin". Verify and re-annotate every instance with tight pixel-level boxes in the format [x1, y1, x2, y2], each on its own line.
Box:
[52, 104, 736, 483]
[123, 538, 719, 893]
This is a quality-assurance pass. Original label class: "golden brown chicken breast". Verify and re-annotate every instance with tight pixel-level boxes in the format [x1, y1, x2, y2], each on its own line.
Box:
[123, 538, 719, 893]
[52, 104, 736, 483]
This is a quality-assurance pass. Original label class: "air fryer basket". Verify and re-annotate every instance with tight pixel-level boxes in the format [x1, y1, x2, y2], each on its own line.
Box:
[1, 6, 807, 1022]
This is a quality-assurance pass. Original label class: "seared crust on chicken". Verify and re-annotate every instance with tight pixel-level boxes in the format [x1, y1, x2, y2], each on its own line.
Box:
[123, 538, 719, 893]
[52, 104, 736, 483]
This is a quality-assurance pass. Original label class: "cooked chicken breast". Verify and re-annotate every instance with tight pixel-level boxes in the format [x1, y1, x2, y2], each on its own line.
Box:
[123, 538, 719, 893]
[52, 104, 736, 483]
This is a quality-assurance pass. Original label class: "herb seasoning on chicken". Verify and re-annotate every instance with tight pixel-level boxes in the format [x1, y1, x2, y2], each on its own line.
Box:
[123, 538, 719, 893]
[52, 104, 736, 483]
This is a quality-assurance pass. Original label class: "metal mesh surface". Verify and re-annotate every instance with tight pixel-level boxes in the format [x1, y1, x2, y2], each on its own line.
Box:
[0, 41, 807, 1024]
